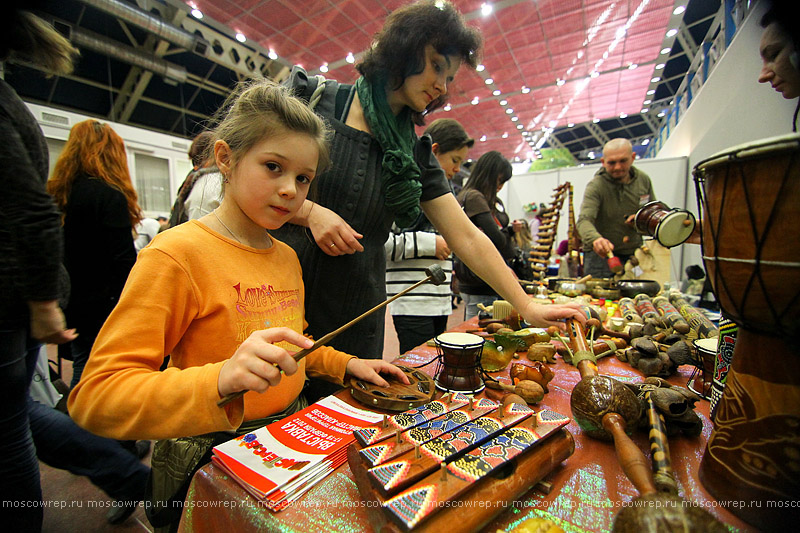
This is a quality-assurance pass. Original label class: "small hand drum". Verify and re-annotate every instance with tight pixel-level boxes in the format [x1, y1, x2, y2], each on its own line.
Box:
[433, 332, 486, 394]
[634, 200, 696, 248]
[689, 337, 717, 401]
[349, 365, 435, 411]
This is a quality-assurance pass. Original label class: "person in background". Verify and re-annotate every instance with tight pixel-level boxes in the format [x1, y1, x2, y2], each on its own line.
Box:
[47, 120, 142, 389]
[68, 80, 406, 531]
[274, 1, 585, 402]
[576, 138, 655, 278]
[385, 118, 473, 353]
[134, 217, 162, 252]
[758, 1, 800, 131]
[156, 215, 168, 232]
[454, 151, 521, 319]
[0, 6, 78, 530]
[167, 130, 217, 228]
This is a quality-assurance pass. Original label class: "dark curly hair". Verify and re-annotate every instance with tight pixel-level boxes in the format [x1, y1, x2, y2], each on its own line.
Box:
[356, 0, 481, 125]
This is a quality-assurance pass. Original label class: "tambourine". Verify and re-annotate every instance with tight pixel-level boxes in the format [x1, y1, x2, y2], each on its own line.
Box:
[349, 365, 435, 411]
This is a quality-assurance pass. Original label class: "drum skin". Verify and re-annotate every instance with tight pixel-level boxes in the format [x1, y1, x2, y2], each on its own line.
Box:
[694, 135, 800, 336]
[693, 135, 800, 530]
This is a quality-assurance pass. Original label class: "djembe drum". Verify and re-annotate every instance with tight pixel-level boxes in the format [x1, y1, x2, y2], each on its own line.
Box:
[693, 134, 800, 530]
[688, 337, 716, 400]
[433, 332, 485, 394]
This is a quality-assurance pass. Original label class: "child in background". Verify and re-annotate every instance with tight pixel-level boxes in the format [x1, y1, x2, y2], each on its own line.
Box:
[68, 79, 406, 442]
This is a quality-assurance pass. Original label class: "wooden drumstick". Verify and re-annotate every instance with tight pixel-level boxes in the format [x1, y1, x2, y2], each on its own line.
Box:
[217, 265, 447, 407]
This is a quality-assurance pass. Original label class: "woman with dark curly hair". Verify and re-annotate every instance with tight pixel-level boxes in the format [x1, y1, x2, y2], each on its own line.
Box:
[273, 1, 584, 399]
[47, 120, 143, 388]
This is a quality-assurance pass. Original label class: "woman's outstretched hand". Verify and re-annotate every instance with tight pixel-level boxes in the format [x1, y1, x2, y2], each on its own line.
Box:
[519, 300, 587, 331]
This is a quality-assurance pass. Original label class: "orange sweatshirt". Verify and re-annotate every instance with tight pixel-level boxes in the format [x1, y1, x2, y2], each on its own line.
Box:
[68, 220, 353, 440]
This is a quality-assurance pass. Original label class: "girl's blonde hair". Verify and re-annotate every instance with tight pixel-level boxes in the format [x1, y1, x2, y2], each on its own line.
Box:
[208, 79, 332, 174]
[48, 120, 142, 228]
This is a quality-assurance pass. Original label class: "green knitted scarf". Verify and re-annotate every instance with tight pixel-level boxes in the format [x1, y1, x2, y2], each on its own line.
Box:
[355, 76, 422, 228]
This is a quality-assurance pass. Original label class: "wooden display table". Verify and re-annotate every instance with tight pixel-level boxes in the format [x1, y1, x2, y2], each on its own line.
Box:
[178, 318, 756, 533]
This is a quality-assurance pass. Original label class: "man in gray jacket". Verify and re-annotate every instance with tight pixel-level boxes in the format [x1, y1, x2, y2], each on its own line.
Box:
[577, 138, 655, 278]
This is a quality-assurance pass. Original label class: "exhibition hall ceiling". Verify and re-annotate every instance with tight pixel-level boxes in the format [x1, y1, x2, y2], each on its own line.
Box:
[9, 0, 720, 162]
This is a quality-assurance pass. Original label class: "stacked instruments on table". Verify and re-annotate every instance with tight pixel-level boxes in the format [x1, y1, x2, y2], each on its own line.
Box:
[347, 393, 573, 532]
[528, 183, 569, 280]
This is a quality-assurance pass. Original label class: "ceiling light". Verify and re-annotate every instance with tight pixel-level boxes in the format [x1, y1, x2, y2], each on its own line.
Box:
[548, 120, 557, 127]
[517, 124, 523, 129]
[673, 6, 686, 15]
[345, 52, 355, 64]
[319, 64, 329, 73]
[556, 79, 565, 86]
[619, 113, 627, 119]
[443, 103, 451, 111]
[655, 63, 665, 70]
[505, 108, 513, 114]
[592, 117, 600, 123]
[485, 78, 494, 85]
[588, 152, 595, 159]
[481, 3, 493, 16]
[511, 116, 519, 121]
[476, 64, 485, 72]
[647, 89, 655, 95]
[651, 77, 661, 83]
[502, 132, 508, 138]
[577, 50, 584, 59]
[190, 8, 203, 19]
[471, 97, 479, 105]
[628, 63, 638, 70]
[568, 123, 574, 128]
[235, 32, 246, 43]
[643, 99, 652, 105]
[434, 0, 445, 8]
[268, 49, 278, 60]
[499, 99, 507, 106]
[642, 138, 650, 145]
[666, 28, 678, 38]
[658, 111, 666, 117]
[590, 71, 599, 78]
[641, 108, 649, 113]
[480, 135, 487, 142]
[492, 89, 501, 96]
[661, 47, 671, 55]
[521, 86, 530, 94]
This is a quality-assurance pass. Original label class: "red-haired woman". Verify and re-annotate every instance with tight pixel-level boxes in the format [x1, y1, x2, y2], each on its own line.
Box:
[48, 120, 142, 388]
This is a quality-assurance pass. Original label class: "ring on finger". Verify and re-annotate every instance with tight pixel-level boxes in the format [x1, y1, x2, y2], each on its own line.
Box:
[329, 243, 336, 248]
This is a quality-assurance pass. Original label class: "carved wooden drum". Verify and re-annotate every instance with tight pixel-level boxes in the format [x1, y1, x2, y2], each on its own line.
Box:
[634, 200, 696, 248]
[433, 332, 485, 394]
[692, 134, 800, 530]
[693, 134, 800, 336]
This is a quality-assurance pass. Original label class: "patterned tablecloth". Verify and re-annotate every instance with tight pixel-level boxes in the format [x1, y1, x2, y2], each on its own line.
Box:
[179, 318, 755, 533]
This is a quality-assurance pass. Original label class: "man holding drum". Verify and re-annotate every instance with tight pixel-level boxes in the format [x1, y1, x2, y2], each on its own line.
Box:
[577, 138, 655, 278]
